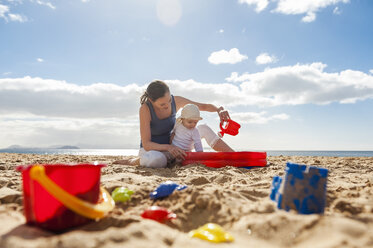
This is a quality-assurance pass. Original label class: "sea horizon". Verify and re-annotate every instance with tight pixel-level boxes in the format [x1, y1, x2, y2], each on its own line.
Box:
[0, 148, 372, 157]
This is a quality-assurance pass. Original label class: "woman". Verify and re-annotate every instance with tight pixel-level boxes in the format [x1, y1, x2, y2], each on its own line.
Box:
[115, 80, 234, 168]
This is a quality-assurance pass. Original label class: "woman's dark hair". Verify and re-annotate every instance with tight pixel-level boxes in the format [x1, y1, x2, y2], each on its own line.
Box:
[140, 80, 170, 105]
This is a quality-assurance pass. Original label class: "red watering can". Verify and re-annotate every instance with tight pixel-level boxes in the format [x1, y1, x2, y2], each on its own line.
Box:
[219, 119, 241, 137]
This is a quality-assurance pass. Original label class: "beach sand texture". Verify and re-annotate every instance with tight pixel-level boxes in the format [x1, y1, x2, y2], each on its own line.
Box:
[0, 153, 372, 248]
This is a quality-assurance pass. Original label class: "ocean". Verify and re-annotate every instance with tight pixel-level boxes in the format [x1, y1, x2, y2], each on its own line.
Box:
[0, 148, 372, 157]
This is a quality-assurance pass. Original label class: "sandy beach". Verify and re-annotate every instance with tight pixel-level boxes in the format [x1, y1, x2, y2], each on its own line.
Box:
[0, 153, 372, 248]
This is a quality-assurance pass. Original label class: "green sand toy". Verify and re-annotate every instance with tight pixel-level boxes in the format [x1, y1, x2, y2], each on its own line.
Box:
[111, 187, 134, 203]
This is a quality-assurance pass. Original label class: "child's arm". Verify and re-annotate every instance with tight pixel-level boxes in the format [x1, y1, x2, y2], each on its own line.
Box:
[192, 128, 203, 152]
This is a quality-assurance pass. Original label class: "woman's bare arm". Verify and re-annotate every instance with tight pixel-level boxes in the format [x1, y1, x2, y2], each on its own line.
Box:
[174, 96, 230, 122]
[139, 104, 186, 158]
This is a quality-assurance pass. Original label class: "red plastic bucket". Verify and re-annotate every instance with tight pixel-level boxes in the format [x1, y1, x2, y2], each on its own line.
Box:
[17, 163, 106, 231]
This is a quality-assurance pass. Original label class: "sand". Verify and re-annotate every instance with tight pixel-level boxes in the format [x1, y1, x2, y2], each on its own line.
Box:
[0, 153, 372, 248]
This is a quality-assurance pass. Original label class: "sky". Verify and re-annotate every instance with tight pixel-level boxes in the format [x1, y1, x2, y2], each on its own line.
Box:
[0, 0, 373, 150]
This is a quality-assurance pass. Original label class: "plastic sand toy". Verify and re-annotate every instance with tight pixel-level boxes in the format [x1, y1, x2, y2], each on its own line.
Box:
[189, 223, 234, 243]
[111, 187, 133, 203]
[150, 181, 187, 200]
[17, 163, 115, 231]
[141, 206, 177, 223]
[218, 119, 241, 137]
[270, 162, 328, 214]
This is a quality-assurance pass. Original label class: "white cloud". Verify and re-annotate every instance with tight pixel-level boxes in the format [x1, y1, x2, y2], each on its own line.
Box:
[273, 0, 350, 23]
[8, 13, 27, 22]
[0, 4, 25, 22]
[0, 76, 143, 118]
[166, 79, 248, 107]
[333, 6, 341, 15]
[0, 116, 139, 149]
[208, 48, 248, 65]
[369, 69, 373, 74]
[301, 12, 316, 22]
[239, 0, 269, 13]
[219, 29, 224, 33]
[0, 4, 10, 19]
[2, 66, 373, 121]
[1, 67, 373, 148]
[231, 111, 289, 124]
[36, 58, 44, 62]
[226, 72, 240, 83]
[0, 77, 144, 148]
[256, 53, 278, 65]
[1, 0, 56, 23]
[81, 0, 91, 2]
[226, 62, 373, 106]
[239, 0, 350, 22]
[35, 0, 56, 9]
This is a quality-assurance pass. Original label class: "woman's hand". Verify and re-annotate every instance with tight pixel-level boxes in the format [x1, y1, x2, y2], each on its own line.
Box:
[217, 106, 230, 123]
[167, 145, 187, 159]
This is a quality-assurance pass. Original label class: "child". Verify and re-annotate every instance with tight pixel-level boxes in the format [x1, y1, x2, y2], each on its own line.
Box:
[171, 104, 203, 152]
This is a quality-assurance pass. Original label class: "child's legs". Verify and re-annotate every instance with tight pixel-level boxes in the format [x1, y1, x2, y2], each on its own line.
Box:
[197, 124, 234, 152]
[138, 148, 168, 168]
[197, 124, 219, 147]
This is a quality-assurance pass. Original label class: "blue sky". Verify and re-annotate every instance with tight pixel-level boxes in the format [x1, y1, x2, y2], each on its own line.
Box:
[0, 0, 372, 150]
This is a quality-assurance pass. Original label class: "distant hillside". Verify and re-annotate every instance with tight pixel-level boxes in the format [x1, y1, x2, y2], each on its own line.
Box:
[6, 145, 24, 149]
[56, 145, 80, 149]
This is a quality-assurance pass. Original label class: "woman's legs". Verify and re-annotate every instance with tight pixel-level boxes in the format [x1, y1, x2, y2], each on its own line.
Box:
[114, 124, 232, 166]
[197, 124, 234, 152]
[138, 148, 168, 168]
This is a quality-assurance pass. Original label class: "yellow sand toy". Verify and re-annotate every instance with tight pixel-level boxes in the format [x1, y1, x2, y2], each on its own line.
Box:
[189, 223, 234, 243]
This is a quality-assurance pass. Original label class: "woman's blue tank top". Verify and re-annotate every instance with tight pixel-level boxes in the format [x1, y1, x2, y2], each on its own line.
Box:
[140, 95, 176, 147]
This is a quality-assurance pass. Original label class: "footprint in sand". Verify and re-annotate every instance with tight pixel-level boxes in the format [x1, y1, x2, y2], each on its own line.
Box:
[209, 174, 231, 184]
[334, 199, 364, 215]
[0, 187, 22, 204]
[187, 176, 210, 185]
[238, 189, 268, 201]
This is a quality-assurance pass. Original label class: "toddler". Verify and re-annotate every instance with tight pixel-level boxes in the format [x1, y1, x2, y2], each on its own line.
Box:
[171, 104, 203, 152]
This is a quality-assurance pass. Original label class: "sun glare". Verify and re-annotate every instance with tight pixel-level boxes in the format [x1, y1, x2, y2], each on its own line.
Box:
[156, 0, 182, 27]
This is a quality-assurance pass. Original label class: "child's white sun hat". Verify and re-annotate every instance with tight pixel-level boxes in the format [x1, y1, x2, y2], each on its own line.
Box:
[180, 104, 203, 120]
